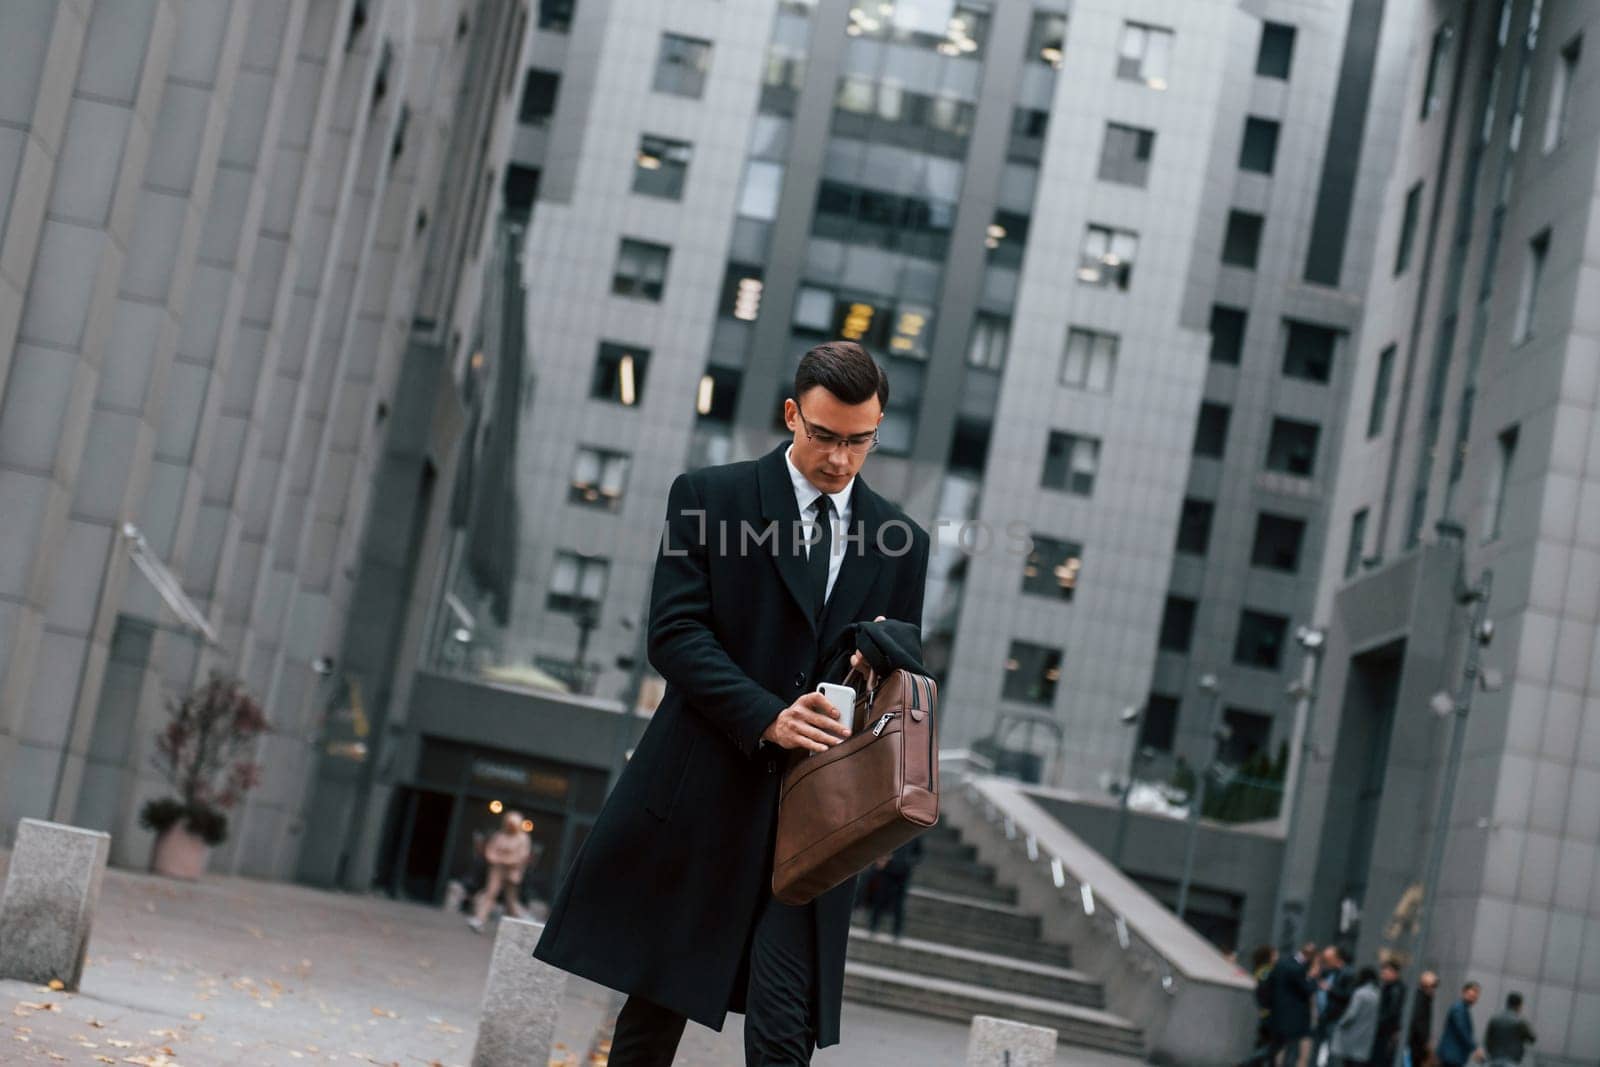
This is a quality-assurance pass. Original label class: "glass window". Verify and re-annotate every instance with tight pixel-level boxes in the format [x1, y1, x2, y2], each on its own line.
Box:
[612, 238, 671, 301]
[1194, 402, 1230, 458]
[1239, 116, 1279, 174]
[1117, 21, 1173, 89]
[967, 312, 1009, 370]
[1256, 22, 1295, 80]
[793, 285, 834, 332]
[1042, 431, 1101, 496]
[547, 551, 609, 615]
[1484, 425, 1519, 541]
[1367, 344, 1396, 438]
[1139, 694, 1179, 752]
[1098, 122, 1155, 187]
[986, 210, 1030, 268]
[719, 263, 764, 322]
[1233, 610, 1289, 670]
[1543, 35, 1582, 152]
[1028, 11, 1068, 69]
[1512, 229, 1550, 344]
[1282, 320, 1339, 383]
[749, 115, 792, 161]
[538, 0, 574, 32]
[1250, 512, 1306, 572]
[633, 134, 691, 199]
[1001, 640, 1062, 706]
[1020, 535, 1082, 601]
[1009, 107, 1050, 162]
[1177, 497, 1214, 555]
[1061, 327, 1117, 392]
[590, 342, 650, 406]
[1421, 23, 1453, 120]
[848, 1, 992, 59]
[1159, 596, 1196, 653]
[738, 160, 784, 220]
[654, 33, 712, 98]
[1221, 707, 1273, 765]
[697, 366, 740, 423]
[1344, 507, 1369, 578]
[1265, 417, 1320, 477]
[1078, 224, 1138, 290]
[1222, 210, 1265, 269]
[569, 446, 628, 508]
[519, 69, 560, 125]
[1209, 305, 1247, 364]
[948, 417, 992, 475]
[1395, 182, 1423, 275]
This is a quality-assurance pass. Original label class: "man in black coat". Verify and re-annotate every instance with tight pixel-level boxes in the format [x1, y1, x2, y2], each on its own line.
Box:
[1267, 941, 1322, 1064]
[534, 341, 930, 1066]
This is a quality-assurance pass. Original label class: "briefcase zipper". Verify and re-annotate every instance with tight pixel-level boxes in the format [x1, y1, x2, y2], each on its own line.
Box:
[871, 712, 897, 737]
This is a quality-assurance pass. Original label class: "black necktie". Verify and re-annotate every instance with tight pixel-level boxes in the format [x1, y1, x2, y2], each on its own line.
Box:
[808, 494, 833, 621]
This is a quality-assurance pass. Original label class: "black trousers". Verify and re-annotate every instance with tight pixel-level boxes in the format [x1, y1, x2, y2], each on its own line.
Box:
[608, 894, 818, 1067]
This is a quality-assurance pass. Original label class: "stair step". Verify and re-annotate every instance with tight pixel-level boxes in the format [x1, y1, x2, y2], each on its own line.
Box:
[847, 930, 1103, 1008]
[914, 864, 1016, 904]
[906, 887, 1038, 942]
[843, 962, 1144, 1056]
[920, 835, 978, 864]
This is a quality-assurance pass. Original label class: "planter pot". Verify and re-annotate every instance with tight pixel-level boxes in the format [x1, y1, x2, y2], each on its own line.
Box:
[151, 824, 211, 880]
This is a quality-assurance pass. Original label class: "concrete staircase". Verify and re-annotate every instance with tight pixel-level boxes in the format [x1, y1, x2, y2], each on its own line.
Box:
[844, 823, 1145, 1057]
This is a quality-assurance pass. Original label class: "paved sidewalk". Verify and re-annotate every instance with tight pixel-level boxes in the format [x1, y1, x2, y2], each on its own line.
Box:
[0, 858, 1141, 1066]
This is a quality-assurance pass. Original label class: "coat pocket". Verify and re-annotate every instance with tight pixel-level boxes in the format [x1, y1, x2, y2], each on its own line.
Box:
[643, 720, 698, 821]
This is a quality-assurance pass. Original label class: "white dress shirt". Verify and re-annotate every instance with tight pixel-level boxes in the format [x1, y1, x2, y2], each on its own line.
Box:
[784, 444, 854, 606]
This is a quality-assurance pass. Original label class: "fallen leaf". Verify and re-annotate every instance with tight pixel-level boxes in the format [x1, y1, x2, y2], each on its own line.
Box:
[107, 1039, 134, 1048]
[95, 1058, 116, 1065]
[370, 1007, 398, 1019]
[188, 1012, 205, 1021]
[47, 979, 65, 991]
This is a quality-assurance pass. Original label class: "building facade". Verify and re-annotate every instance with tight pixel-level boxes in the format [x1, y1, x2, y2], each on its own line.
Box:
[1283, 0, 1600, 1060]
[0, 0, 530, 880]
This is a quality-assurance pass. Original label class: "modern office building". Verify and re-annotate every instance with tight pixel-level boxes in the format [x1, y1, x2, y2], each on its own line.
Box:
[0, 0, 530, 880]
[1281, 0, 1600, 1060]
[439, 0, 1400, 806]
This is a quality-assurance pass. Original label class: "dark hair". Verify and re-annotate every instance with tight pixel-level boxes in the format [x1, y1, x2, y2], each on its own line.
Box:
[795, 341, 888, 410]
[1463, 980, 1480, 993]
[1381, 960, 1401, 975]
[1506, 991, 1522, 1010]
[1357, 967, 1379, 987]
[1250, 945, 1275, 970]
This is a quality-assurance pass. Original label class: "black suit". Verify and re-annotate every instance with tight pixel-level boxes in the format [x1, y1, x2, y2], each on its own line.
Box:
[1268, 954, 1318, 1041]
[534, 443, 930, 1061]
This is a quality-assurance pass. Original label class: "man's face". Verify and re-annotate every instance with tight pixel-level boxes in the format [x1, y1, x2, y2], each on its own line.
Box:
[1421, 973, 1438, 996]
[784, 386, 883, 495]
[1463, 986, 1479, 1005]
[1382, 965, 1400, 984]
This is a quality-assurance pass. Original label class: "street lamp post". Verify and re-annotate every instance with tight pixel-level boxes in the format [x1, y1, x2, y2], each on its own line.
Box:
[1177, 673, 1228, 922]
[1390, 550, 1495, 1067]
[1111, 704, 1146, 868]
[1271, 624, 1326, 950]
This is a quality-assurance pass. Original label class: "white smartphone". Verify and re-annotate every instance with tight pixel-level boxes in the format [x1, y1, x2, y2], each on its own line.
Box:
[815, 682, 856, 737]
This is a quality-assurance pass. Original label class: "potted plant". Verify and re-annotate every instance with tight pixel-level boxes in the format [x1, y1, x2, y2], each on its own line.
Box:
[139, 672, 268, 879]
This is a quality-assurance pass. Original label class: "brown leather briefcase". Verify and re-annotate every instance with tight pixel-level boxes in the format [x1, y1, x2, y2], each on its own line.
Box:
[771, 664, 939, 906]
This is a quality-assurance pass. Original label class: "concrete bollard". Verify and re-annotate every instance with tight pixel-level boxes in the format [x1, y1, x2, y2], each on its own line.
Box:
[471, 918, 566, 1067]
[0, 819, 111, 991]
[965, 1015, 1058, 1066]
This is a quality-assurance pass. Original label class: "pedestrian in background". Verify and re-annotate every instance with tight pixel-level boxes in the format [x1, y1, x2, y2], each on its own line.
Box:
[1483, 991, 1535, 1066]
[866, 837, 921, 940]
[1315, 945, 1354, 1062]
[1330, 967, 1381, 1067]
[1435, 981, 1483, 1067]
[1375, 960, 1405, 1065]
[468, 810, 532, 931]
[1240, 944, 1279, 1067]
[1267, 941, 1322, 1066]
[1409, 971, 1440, 1067]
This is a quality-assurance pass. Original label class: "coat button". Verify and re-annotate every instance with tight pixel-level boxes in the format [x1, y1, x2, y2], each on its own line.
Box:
[793, 671, 805, 689]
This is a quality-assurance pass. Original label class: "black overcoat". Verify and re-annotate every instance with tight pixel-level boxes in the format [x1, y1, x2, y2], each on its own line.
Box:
[533, 442, 930, 1048]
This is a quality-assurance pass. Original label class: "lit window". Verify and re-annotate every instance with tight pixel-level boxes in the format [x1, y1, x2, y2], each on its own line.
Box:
[1078, 224, 1138, 290]
[547, 551, 609, 615]
[590, 342, 650, 406]
[1020, 535, 1082, 601]
[633, 134, 691, 199]
[570, 447, 628, 508]
[1001, 640, 1062, 705]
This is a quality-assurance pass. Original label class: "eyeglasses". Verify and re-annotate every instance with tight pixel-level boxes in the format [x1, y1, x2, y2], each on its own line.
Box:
[795, 403, 879, 454]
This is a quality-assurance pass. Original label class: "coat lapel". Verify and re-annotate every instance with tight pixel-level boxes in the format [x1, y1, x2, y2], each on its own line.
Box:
[756, 444, 818, 635]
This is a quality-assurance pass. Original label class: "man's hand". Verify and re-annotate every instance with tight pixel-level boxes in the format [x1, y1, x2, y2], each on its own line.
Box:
[849, 615, 887, 675]
[762, 692, 851, 753]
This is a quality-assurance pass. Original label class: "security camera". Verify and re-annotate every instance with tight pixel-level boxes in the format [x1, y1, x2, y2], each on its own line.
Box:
[1119, 705, 1142, 725]
[1429, 691, 1456, 717]
[1477, 619, 1495, 646]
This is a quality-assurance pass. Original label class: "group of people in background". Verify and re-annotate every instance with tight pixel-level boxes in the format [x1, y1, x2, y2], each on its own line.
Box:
[1245, 944, 1537, 1067]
